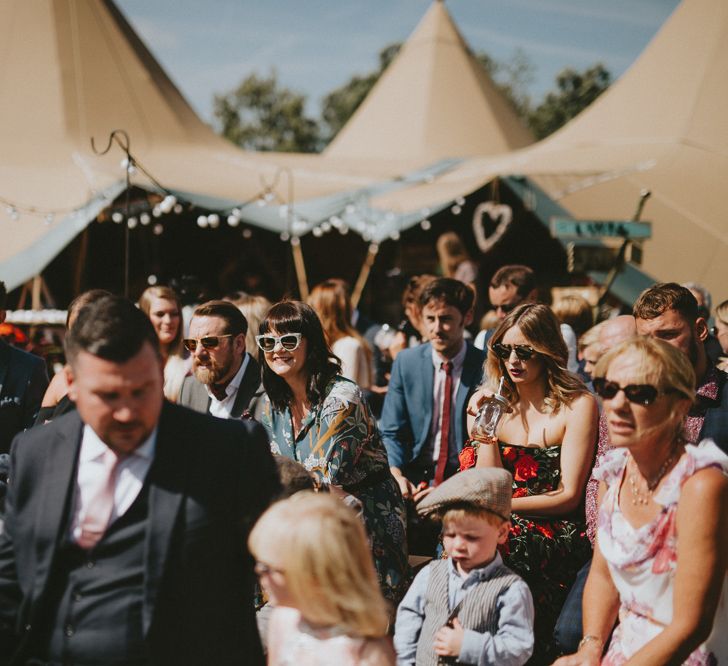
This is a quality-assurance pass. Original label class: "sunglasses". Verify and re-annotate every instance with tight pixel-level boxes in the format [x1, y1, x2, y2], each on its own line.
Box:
[592, 378, 670, 406]
[492, 300, 521, 315]
[491, 343, 536, 361]
[182, 334, 234, 353]
[255, 333, 303, 353]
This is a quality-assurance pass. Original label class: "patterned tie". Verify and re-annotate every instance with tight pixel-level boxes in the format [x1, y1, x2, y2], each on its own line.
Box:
[435, 361, 453, 486]
[77, 447, 123, 549]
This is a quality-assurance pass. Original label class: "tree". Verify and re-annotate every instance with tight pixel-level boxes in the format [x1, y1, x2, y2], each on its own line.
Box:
[320, 43, 401, 142]
[528, 64, 611, 140]
[477, 48, 535, 120]
[213, 71, 321, 152]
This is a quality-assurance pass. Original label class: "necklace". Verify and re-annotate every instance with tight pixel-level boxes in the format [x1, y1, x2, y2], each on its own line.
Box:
[628, 448, 679, 506]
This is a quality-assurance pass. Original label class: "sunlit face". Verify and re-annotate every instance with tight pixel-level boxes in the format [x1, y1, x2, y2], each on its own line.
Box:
[189, 315, 245, 386]
[148, 297, 181, 347]
[66, 342, 164, 455]
[489, 284, 524, 321]
[581, 343, 602, 379]
[499, 325, 545, 386]
[442, 514, 509, 575]
[602, 350, 686, 450]
[635, 309, 705, 367]
[422, 299, 471, 359]
[714, 319, 728, 354]
[263, 328, 308, 384]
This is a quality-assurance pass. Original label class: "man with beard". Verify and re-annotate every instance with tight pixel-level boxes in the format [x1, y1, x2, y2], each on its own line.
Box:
[178, 300, 263, 419]
[633, 283, 728, 451]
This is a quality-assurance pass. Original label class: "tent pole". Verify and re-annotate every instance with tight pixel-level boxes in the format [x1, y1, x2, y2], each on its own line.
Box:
[351, 243, 379, 310]
[291, 240, 309, 300]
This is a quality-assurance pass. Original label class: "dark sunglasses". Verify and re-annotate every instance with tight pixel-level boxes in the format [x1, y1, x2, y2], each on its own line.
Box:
[182, 334, 234, 352]
[592, 378, 669, 406]
[255, 333, 302, 353]
[492, 300, 520, 314]
[491, 343, 536, 361]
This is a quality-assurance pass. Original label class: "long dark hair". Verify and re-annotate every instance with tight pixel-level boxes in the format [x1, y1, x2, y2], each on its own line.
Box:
[259, 301, 341, 411]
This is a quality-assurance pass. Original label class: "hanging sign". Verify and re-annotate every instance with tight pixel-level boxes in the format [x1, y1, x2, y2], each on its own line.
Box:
[551, 218, 652, 240]
[472, 202, 513, 253]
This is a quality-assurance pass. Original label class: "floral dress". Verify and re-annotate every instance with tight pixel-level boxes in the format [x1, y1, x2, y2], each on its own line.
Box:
[497, 443, 592, 664]
[594, 439, 728, 665]
[261, 377, 408, 604]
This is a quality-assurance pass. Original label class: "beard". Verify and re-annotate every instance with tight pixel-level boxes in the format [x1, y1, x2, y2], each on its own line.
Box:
[193, 358, 231, 385]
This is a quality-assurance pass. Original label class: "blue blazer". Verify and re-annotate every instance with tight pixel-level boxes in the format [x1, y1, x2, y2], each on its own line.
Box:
[380, 341, 486, 473]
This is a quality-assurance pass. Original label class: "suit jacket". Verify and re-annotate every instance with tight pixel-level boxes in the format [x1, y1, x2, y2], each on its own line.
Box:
[0, 402, 279, 666]
[380, 341, 486, 476]
[0, 341, 48, 454]
[178, 353, 262, 419]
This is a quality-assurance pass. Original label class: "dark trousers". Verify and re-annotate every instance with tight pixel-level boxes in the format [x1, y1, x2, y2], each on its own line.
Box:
[553, 558, 591, 654]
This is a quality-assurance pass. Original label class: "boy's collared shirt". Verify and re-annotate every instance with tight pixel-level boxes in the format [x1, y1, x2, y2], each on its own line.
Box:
[394, 552, 534, 666]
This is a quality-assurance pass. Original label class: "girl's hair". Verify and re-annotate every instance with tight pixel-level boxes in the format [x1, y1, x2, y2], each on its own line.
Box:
[138, 285, 184, 357]
[259, 301, 341, 411]
[577, 321, 605, 354]
[436, 232, 471, 278]
[307, 280, 372, 366]
[715, 299, 728, 326]
[485, 302, 588, 412]
[235, 294, 272, 357]
[248, 492, 389, 638]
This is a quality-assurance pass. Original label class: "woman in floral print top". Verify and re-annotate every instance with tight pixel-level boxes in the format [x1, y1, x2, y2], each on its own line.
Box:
[467, 304, 598, 663]
[256, 300, 408, 606]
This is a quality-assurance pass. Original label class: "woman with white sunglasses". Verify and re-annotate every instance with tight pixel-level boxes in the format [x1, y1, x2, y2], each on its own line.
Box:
[555, 337, 728, 665]
[256, 300, 408, 608]
[466, 303, 598, 662]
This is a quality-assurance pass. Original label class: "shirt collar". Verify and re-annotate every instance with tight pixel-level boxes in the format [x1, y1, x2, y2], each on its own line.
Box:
[207, 353, 249, 402]
[448, 551, 504, 582]
[80, 424, 157, 462]
[432, 340, 467, 372]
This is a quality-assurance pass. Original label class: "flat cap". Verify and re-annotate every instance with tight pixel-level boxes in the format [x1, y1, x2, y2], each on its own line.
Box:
[417, 468, 513, 521]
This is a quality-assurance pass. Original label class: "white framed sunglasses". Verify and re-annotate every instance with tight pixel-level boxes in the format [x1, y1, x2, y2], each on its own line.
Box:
[255, 332, 303, 352]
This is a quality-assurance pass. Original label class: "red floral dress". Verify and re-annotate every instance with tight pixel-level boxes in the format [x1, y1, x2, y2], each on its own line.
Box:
[498, 442, 592, 664]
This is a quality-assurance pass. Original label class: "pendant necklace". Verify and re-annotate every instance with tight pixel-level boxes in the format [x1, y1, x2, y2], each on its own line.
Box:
[628, 448, 679, 506]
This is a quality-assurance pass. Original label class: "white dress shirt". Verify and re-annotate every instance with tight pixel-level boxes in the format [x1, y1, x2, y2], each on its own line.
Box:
[207, 354, 249, 419]
[69, 425, 157, 542]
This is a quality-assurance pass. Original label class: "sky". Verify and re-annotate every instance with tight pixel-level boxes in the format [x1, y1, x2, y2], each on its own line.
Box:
[114, 0, 682, 127]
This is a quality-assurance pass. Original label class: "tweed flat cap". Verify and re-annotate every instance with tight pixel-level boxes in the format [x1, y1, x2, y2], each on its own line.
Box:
[417, 468, 513, 521]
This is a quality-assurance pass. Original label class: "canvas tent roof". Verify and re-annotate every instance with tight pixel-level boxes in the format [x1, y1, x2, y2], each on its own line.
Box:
[368, 0, 728, 300]
[324, 0, 533, 164]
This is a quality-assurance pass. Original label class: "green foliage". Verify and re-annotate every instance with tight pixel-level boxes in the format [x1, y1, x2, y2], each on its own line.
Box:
[476, 48, 535, 119]
[528, 64, 612, 139]
[213, 71, 321, 153]
[320, 43, 401, 143]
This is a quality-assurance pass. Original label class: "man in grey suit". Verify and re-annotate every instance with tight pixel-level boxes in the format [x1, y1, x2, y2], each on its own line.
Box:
[178, 300, 262, 419]
[0, 280, 48, 453]
[0, 295, 278, 665]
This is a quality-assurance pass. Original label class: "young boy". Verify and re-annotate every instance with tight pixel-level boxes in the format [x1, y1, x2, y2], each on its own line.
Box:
[394, 468, 534, 666]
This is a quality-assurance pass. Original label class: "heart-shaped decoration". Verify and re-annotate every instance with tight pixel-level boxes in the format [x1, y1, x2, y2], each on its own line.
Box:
[472, 201, 513, 253]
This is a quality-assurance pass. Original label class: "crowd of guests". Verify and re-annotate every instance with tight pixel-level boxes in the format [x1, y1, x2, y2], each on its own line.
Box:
[0, 261, 727, 665]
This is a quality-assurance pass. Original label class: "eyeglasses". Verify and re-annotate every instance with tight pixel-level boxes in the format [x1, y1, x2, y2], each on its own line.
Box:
[182, 334, 234, 352]
[592, 378, 670, 406]
[255, 333, 303, 353]
[254, 561, 285, 577]
[491, 343, 536, 361]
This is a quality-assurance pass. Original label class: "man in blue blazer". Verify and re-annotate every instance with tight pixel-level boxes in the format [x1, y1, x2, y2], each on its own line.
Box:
[0, 281, 48, 453]
[381, 278, 486, 503]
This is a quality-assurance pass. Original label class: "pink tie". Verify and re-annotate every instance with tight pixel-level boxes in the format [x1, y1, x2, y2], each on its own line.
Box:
[77, 448, 122, 549]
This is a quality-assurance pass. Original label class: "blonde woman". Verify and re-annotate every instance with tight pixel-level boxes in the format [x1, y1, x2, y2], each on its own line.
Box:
[713, 299, 728, 371]
[467, 303, 598, 661]
[249, 492, 395, 666]
[555, 337, 728, 665]
[308, 280, 373, 389]
[138, 286, 188, 401]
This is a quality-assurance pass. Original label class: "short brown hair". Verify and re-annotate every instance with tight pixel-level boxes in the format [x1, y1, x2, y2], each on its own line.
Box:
[193, 299, 248, 336]
[419, 277, 474, 316]
[633, 283, 699, 323]
[489, 265, 535, 299]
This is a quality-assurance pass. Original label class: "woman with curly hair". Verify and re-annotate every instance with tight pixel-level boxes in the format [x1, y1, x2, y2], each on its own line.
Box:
[257, 300, 408, 606]
[467, 303, 598, 662]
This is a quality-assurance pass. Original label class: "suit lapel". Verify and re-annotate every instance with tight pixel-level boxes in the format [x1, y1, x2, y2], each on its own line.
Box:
[144, 402, 187, 635]
[419, 344, 435, 442]
[230, 354, 260, 418]
[32, 413, 83, 601]
[0, 341, 10, 396]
